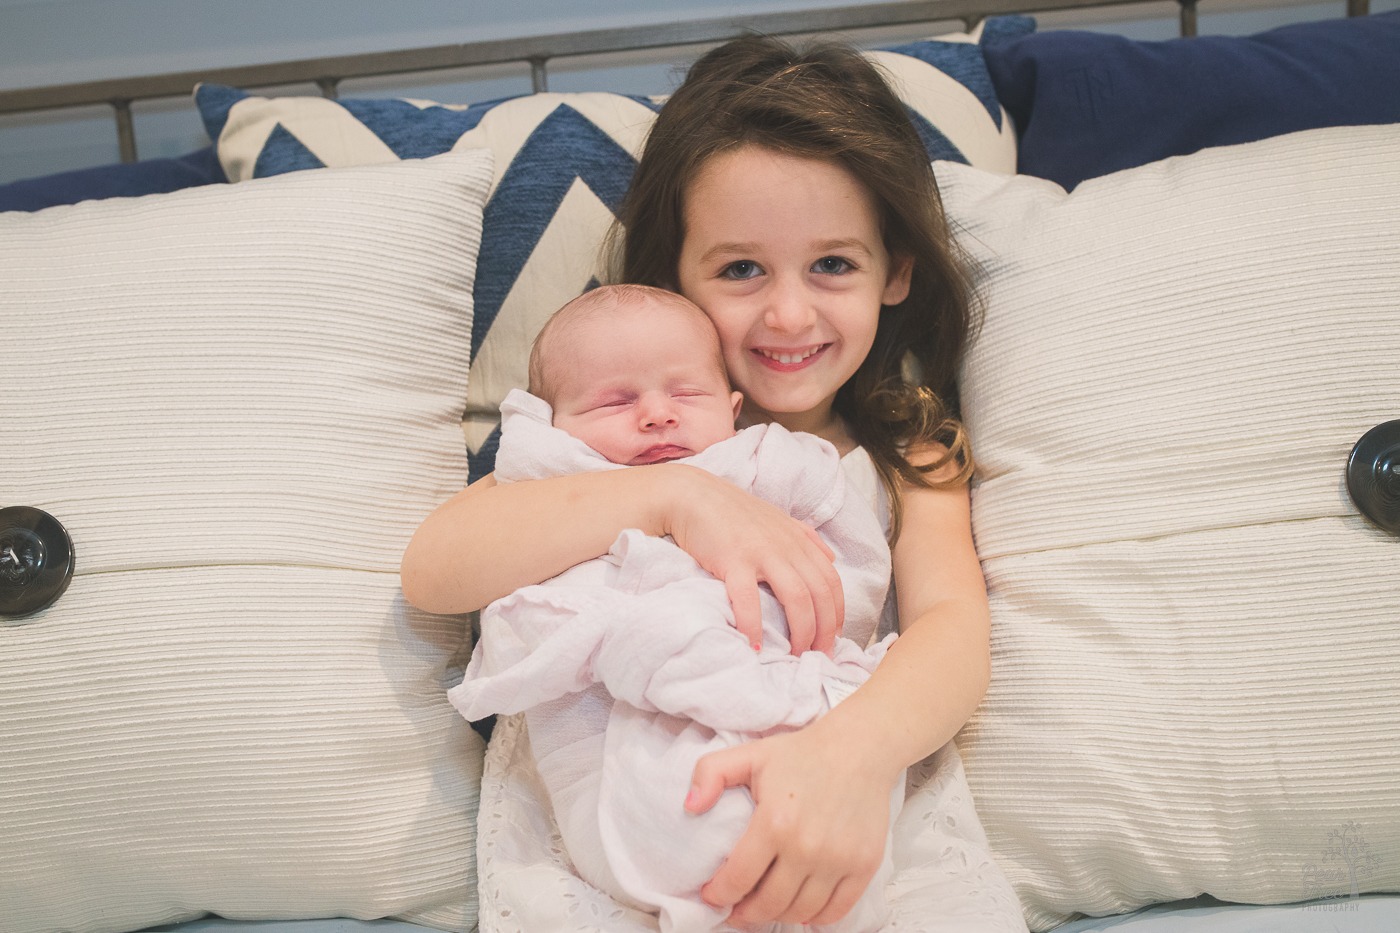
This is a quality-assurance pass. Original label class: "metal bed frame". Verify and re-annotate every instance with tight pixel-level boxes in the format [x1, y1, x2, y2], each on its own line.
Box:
[0, 0, 1373, 164]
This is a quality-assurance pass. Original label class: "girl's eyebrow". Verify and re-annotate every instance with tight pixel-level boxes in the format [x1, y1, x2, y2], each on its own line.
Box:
[698, 238, 873, 264]
[812, 238, 873, 255]
[697, 242, 758, 264]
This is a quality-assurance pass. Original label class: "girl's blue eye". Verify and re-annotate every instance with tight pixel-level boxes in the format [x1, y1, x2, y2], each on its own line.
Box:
[722, 260, 761, 280]
[813, 256, 852, 274]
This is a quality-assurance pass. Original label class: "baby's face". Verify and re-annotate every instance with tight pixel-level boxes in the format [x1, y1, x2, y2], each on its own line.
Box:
[550, 303, 742, 465]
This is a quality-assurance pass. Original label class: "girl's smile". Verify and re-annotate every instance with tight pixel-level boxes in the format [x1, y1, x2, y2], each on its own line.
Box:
[676, 145, 911, 446]
[753, 343, 831, 370]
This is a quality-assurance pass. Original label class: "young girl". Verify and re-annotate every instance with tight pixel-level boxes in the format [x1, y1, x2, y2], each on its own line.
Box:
[403, 35, 1021, 931]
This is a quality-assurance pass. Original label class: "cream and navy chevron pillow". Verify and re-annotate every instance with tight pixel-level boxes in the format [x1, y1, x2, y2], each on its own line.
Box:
[196, 16, 1032, 479]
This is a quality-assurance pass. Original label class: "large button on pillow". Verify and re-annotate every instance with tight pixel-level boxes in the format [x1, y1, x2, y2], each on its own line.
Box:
[0, 507, 74, 618]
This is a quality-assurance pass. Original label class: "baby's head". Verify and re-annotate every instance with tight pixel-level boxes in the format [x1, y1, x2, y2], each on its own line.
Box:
[528, 284, 743, 465]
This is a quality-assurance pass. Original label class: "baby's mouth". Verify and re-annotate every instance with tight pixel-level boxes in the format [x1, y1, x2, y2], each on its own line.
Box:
[630, 444, 689, 465]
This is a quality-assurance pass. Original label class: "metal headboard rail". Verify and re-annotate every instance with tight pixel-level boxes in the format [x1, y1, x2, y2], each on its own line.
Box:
[0, 0, 1370, 164]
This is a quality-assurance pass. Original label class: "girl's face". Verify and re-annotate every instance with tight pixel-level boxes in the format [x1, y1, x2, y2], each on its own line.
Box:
[676, 146, 911, 443]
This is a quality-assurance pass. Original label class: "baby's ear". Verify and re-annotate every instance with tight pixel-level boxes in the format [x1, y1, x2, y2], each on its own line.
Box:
[730, 391, 744, 421]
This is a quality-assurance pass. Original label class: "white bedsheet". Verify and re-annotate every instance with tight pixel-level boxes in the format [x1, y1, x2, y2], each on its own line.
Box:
[135, 894, 1400, 933]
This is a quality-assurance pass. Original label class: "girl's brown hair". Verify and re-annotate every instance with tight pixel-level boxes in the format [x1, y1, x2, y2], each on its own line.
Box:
[610, 34, 978, 542]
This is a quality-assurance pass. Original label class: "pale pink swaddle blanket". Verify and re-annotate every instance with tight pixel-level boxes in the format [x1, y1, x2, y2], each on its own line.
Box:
[450, 389, 900, 933]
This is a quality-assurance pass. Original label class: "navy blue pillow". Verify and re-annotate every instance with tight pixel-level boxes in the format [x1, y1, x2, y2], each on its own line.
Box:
[0, 147, 226, 213]
[984, 11, 1400, 190]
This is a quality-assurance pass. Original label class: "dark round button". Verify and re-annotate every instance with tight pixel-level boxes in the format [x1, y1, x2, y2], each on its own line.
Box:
[1347, 420, 1400, 536]
[0, 507, 75, 619]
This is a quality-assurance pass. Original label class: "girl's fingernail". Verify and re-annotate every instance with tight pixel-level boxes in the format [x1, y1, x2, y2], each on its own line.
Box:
[751, 641, 761, 652]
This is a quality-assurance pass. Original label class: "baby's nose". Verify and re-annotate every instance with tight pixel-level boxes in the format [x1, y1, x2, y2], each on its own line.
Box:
[639, 395, 678, 430]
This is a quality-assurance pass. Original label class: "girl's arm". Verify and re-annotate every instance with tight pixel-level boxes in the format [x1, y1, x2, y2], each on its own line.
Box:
[400, 463, 846, 653]
[686, 452, 991, 926]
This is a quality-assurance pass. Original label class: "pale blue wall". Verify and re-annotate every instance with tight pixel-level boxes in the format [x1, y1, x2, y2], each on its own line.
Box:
[0, 0, 1388, 184]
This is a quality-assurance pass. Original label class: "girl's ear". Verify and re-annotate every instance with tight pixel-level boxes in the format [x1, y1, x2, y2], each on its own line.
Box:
[730, 390, 744, 421]
[882, 253, 914, 306]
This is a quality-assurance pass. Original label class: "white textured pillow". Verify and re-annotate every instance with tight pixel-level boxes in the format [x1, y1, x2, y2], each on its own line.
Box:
[0, 151, 491, 933]
[942, 125, 1400, 930]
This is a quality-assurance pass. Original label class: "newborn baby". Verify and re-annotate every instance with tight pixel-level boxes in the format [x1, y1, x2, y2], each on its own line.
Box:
[450, 284, 899, 933]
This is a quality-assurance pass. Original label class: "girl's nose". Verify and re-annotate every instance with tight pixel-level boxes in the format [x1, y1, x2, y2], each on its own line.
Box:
[762, 277, 816, 333]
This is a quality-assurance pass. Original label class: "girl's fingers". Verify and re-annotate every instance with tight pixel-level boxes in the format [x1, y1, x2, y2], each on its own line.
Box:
[799, 547, 843, 655]
[772, 538, 842, 655]
[722, 540, 839, 654]
[721, 572, 764, 650]
[781, 876, 835, 926]
[686, 746, 753, 816]
[728, 861, 806, 926]
[807, 874, 868, 926]
[694, 721, 894, 929]
[762, 566, 817, 654]
[802, 522, 836, 562]
[793, 524, 842, 652]
[671, 471, 842, 653]
[690, 748, 777, 908]
[700, 840, 776, 912]
[759, 534, 841, 655]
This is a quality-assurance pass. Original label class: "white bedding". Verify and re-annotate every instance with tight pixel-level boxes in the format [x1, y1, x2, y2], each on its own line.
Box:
[140, 894, 1400, 933]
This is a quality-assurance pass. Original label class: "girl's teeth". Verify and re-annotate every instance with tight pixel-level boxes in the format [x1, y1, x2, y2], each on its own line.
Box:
[762, 347, 818, 364]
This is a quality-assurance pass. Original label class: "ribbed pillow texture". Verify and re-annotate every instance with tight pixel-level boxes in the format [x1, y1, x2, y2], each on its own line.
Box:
[943, 124, 1400, 930]
[1, 151, 493, 933]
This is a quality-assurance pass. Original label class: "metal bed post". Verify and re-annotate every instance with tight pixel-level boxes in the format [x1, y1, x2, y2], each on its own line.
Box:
[1178, 0, 1198, 36]
[529, 58, 549, 93]
[113, 100, 138, 163]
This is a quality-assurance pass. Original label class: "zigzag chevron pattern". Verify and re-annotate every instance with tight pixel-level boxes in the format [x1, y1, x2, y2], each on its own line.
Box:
[460, 98, 655, 372]
[195, 16, 1034, 479]
[465, 176, 629, 456]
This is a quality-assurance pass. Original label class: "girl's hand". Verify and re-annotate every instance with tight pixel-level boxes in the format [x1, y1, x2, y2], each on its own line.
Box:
[665, 464, 843, 654]
[684, 722, 900, 926]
